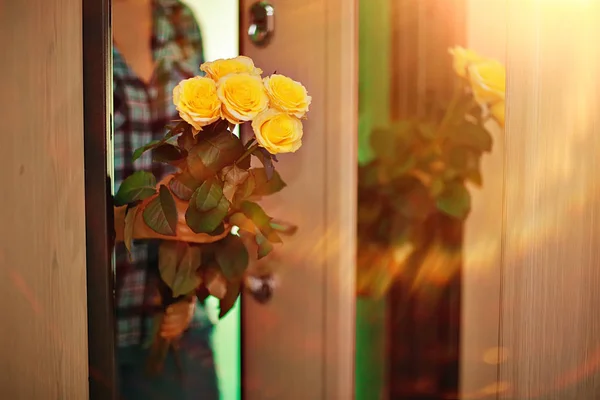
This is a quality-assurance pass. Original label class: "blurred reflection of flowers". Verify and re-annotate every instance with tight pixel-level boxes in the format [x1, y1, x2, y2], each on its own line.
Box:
[357, 47, 505, 298]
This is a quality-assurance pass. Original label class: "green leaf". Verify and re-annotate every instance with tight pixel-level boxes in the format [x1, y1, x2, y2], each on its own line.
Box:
[418, 122, 437, 140]
[252, 169, 286, 197]
[202, 119, 230, 136]
[358, 198, 382, 225]
[256, 231, 274, 259]
[370, 121, 414, 162]
[430, 177, 445, 197]
[448, 121, 493, 152]
[389, 155, 417, 180]
[177, 130, 196, 152]
[142, 185, 178, 236]
[229, 212, 256, 233]
[219, 280, 242, 319]
[166, 120, 189, 137]
[358, 163, 380, 189]
[132, 121, 187, 161]
[169, 169, 200, 201]
[215, 234, 250, 280]
[222, 165, 250, 203]
[123, 205, 140, 255]
[187, 130, 245, 181]
[152, 143, 184, 164]
[172, 245, 202, 297]
[252, 148, 275, 179]
[436, 181, 471, 219]
[158, 241, 202, 298]
[203, 267, 227, 299]
[185, 186, 230, 234]
[194, 178, 225, 211]
[132, 140, 161, 163]
[370, 127, 395, 160]
[114, 171, 157, 206]
[240, 201, 281, 243]
[466, 169, 483, 187]
[207, 223, 227, 237]
[269, 220, 298, 236]
[389, 214, 412, 248]
[392, 177, 434, 221]
[232, 172, 256, 206]
[158, 241, 186, 293]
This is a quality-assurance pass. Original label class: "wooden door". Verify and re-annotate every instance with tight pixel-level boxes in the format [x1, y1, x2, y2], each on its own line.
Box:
[499, 2, 600, 398]
[239, 1, 357, 399]
[0, 0, 90, 398]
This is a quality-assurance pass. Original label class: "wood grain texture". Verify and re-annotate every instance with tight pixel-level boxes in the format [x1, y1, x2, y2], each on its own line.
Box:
[460, 1, 507, 397]
[0, 0, 89, 398]
[240, 0, 356, 399]
[323, 0, 357, 397]
[500, 2, 600, 398]
[390, 0, 465, 121]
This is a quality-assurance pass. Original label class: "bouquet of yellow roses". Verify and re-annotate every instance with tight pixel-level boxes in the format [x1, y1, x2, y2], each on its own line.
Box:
[356, 47, 505, 297]
[113, 56, 311, 374]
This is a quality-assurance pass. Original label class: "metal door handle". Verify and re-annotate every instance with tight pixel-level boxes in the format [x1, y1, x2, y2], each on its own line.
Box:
[248, 1, 275, 47]
[246, 274, 276, 304]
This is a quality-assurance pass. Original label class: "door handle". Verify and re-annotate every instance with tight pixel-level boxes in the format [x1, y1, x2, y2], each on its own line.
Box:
[248, 1, 275, 47]
[246, 274, 276, 304]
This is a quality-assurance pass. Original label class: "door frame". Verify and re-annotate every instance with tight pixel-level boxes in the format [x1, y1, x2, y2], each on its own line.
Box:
[82, 0, 357, 398]
[322, 0, 358, 397]
[83, 0, 117, 398]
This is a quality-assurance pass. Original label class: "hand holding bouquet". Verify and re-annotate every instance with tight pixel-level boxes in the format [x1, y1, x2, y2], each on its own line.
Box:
[113, 56, 311, 375]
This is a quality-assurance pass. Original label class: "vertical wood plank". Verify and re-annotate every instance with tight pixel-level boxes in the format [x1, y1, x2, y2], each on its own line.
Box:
[460, 0, 507, 397]
[241, 0, 356, 398]
[0, 0, 89, 398]
[500, 1, 600, 398]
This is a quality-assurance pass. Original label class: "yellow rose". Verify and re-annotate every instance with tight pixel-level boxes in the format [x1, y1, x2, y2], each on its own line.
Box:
[449, 46, 486, 78]
[217, 73, 269, 124]
[468, 60, 506, 105]
[263, 74, 312, 118]
[251, 108, 303, 154]
[173, 77, 221, 132]
[490, 101, 505, 127]
[200, 56, 263, 81]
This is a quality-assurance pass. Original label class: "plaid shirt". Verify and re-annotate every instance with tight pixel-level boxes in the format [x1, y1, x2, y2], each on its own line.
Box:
[113, 0, 212, 348]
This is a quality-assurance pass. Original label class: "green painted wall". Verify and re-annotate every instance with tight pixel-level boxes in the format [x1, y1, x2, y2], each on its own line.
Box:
[356, 0, 391, 398]
[207, 296, 241, 400]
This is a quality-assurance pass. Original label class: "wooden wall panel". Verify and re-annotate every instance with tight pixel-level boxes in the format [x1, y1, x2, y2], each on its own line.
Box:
[460, 1, 507, 397]
[0, 0, 89, 398]
[500, 1, 600, 398]
[240, 0, 356, 399]
[390, 0, 465, 120]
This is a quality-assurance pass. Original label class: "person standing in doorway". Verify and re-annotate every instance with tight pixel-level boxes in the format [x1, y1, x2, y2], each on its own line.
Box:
[112, 1, 219, 398]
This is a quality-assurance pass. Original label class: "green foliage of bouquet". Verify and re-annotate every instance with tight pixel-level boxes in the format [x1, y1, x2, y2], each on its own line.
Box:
[113, 56, 311, 374]
[357, 47, 505, 297]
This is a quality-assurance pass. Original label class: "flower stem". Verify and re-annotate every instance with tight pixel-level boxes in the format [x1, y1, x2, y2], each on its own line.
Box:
[435, 81, 464, 140]
[236, 143, 259, 165]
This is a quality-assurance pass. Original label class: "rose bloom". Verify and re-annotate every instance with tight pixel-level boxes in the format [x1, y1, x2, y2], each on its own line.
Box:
[251, 108, 303, 154]
[173, 76, 221, 132]
[468, 60, 506, 105]
[200, 56, 263, 81]
[448, 46, 486, 78]
[217, 73, 269, 124]
[263, 74, 312, 118]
